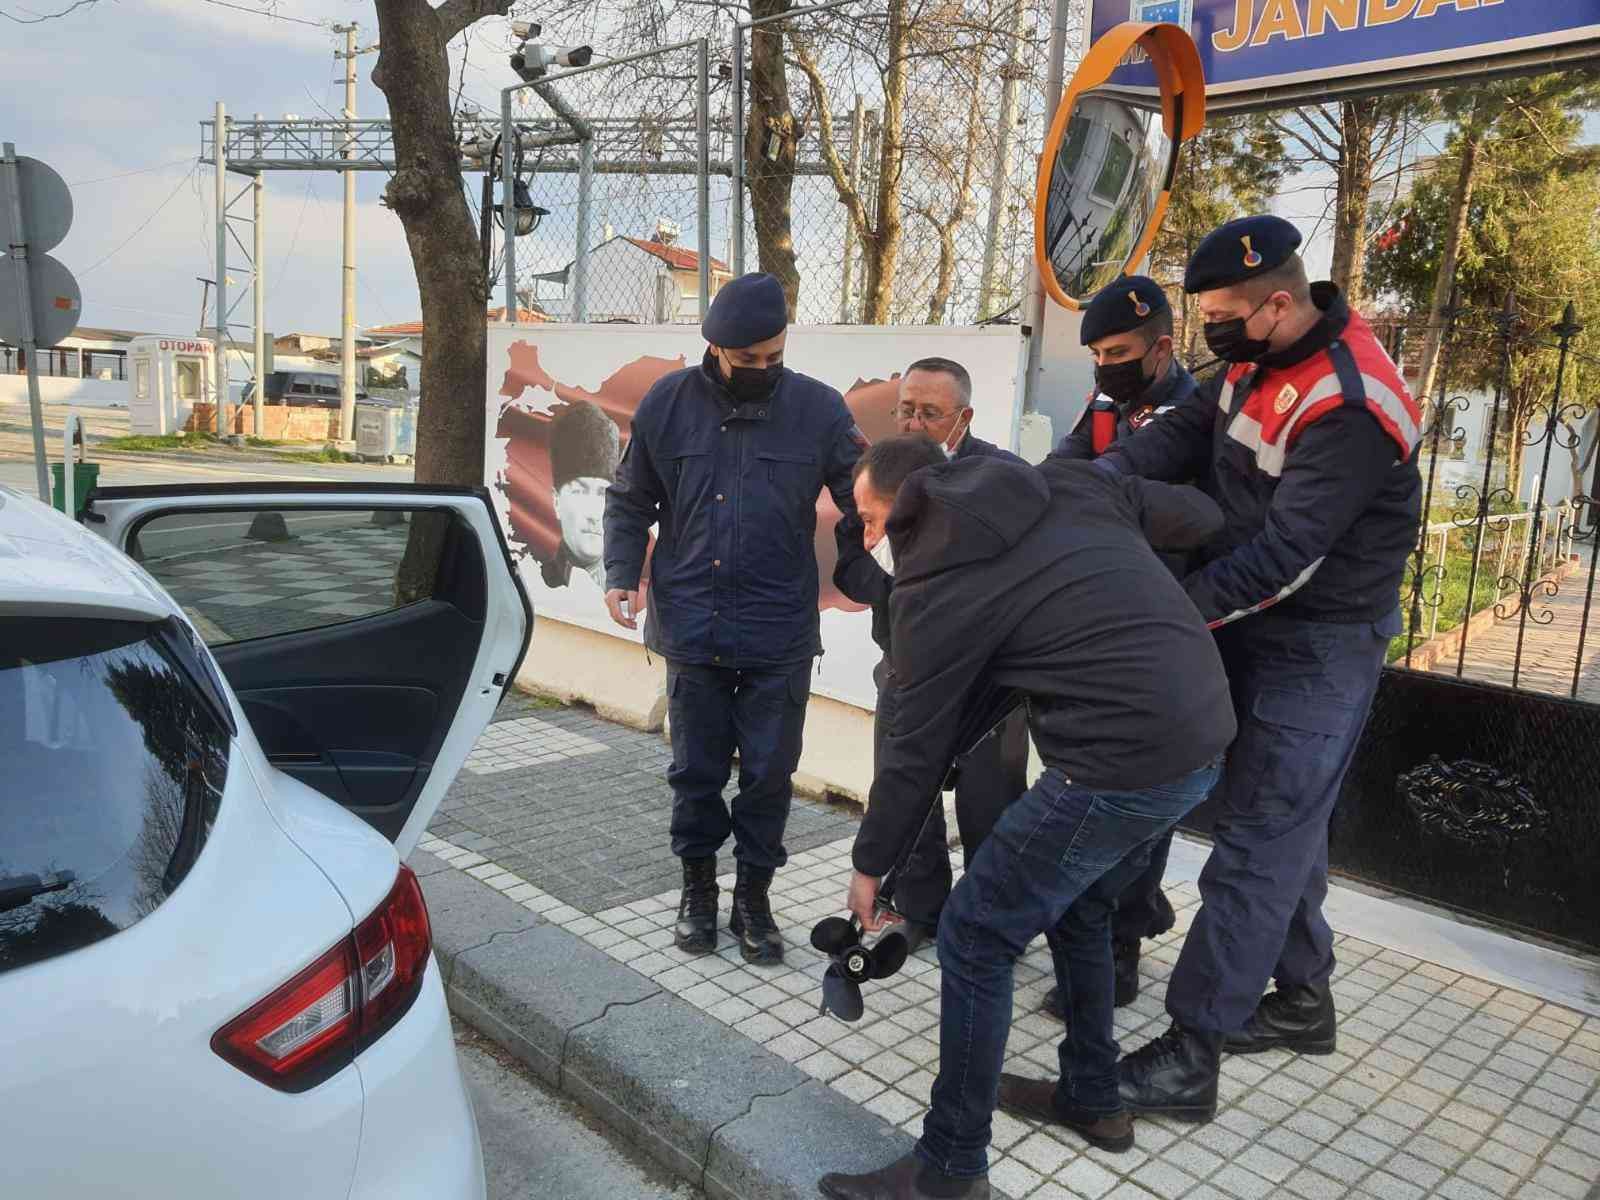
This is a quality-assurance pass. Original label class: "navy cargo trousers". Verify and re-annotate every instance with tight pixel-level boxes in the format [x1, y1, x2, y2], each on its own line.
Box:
[1166, 609, 1398, 1034]
[666, 660, 812, 870]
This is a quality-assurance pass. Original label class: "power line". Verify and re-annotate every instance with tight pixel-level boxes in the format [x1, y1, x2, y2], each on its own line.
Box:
[69, 158, 196, 186]
[0, 0, 96, 23]
[194, 0, 327, 28]
[80, 162, 201, 276]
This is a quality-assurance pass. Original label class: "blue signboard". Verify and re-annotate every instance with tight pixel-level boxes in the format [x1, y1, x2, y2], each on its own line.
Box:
[1090, 0, 1600, 97]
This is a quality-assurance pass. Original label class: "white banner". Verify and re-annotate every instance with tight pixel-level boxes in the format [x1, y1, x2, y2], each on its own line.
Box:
[485, 322, 1026, 711]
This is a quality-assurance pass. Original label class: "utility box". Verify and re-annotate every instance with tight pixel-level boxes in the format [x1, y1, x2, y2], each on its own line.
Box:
[355, 397, 417, 463]
[127, 336, 217, 435]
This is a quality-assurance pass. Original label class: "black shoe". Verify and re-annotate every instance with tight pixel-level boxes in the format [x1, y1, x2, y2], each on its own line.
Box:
[729, 862, 784, 965]
[1224, 983, 1337, 1056]
[673, 856, 718, 955]
[996, 1074, 1135, 1153]
[1146, 889, 1177, 939]
[1040, 940, 1140, 1023]
[901, 919, 937, 956]
[1118, 1022, 1222, 1123]
[819, 1151, 990, 1199]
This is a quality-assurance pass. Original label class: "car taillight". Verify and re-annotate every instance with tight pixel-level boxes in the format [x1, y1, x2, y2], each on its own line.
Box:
[212, 866, 432, 1092]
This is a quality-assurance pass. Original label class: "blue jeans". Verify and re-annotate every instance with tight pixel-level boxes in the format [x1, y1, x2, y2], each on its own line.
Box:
[917, 759, 1221, 1178]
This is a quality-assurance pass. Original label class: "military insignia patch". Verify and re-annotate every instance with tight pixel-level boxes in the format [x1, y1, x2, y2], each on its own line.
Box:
[847, 423, 870, 450]
[1241, 235, 1263, 269]
[1129, 290, 1151, 318]
[1128, 405, 1156, 429]
[1273, 384, 1299, 415]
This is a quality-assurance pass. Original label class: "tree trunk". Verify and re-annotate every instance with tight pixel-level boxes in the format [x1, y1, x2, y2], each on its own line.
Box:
[746, 0, 801, 310]
[371, 0, 508, 487]
[1415, 107, 1489, 407]
[861, 0, 907, 323]
[1330, 99, 1377, 307]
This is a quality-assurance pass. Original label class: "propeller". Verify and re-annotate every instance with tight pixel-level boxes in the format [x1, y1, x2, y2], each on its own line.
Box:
[810, 914, 913, 1022]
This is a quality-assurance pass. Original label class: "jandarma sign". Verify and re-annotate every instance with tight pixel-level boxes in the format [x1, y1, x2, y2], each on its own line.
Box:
[1089, 0, 1600, 100]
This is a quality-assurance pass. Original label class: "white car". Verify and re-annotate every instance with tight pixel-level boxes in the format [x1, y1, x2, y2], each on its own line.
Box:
[0, 481, 532, 1198]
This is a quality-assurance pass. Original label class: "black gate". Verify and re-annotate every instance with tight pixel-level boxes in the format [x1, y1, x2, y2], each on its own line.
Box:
[1190, 294, 1600, 953]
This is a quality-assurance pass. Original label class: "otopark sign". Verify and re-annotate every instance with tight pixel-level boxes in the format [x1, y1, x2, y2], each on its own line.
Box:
[1089, 0, 1600, 108]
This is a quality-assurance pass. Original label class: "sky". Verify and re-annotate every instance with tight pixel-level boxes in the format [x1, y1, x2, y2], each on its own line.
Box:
[0, 0, 524, 338]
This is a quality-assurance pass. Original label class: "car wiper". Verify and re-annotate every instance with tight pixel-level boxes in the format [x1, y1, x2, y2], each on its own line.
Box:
[0, 871, 76, 914]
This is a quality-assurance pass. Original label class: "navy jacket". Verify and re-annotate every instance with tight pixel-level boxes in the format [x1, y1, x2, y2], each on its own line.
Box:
[605, 351, 867, 668]
[833, 433, 1023, 655]
[1098, 286, 1422, 627]
[1052, 360, 1200, 463]
[1051, 361, 1202, 580]
[852, 456, 1235, 875]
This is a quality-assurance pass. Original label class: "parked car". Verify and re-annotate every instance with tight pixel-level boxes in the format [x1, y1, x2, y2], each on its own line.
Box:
[241, 370, 369, 408]
[0, 480, 532, 1199]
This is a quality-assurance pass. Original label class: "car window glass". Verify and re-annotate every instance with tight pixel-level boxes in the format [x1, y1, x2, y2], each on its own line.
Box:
[127, 508, 452, 647]
[0, 618, 229, 975]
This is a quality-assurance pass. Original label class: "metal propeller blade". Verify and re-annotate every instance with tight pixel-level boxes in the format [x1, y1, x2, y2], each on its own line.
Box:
[810, 915, 856, 955]
[867, 928, 909, 980]
[820, 963, 864, 1022]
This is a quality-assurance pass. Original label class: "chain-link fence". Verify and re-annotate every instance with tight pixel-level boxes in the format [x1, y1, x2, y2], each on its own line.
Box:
[498, 0, 1066, 327]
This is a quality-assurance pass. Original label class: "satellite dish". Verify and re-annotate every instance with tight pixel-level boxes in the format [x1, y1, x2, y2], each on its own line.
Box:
[1034, 22, 1206, 310]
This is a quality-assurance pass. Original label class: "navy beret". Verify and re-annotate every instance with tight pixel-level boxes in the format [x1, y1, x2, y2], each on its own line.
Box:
[702, 272, 788, 348]
[1183, 215, 1303, 294]
[1080, 275, 1170, 346]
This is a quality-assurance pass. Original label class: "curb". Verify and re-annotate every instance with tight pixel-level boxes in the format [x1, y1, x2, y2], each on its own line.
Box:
[412, 849, 927, 1200]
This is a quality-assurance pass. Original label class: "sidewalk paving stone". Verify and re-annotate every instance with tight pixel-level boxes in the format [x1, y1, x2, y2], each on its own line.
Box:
[423, 697, 1600, 1200]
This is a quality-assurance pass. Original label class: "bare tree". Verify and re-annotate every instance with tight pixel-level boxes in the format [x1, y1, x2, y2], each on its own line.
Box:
[371, 0, 514, 487]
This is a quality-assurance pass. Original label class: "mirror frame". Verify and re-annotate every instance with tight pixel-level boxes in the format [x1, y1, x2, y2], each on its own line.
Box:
[1033, 22, 1206, 311]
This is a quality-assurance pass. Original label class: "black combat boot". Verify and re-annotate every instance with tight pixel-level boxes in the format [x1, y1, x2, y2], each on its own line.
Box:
[1117, 1022, 1223, 1123]
[728, 862, 784, 965]
[673, 856, 719, 955]
[819, 1151, 989, 1199]
[1041, 939, 1142, 1021]
[1224, 982, 1337, 1055]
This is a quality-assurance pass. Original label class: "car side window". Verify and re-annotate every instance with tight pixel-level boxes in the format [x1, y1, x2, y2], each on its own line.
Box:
[127, 508, 452, 647]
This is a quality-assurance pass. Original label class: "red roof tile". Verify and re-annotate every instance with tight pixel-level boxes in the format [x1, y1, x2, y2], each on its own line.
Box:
[623, 237, 731, 275]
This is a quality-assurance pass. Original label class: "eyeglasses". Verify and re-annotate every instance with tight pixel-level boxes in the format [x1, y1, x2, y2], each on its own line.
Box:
[893, 403, 956, 424]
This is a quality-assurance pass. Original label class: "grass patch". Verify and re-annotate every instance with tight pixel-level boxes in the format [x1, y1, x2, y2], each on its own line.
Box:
[98, 431, 218, 452]
[245, 436, 285, 447]
[273, 442, 359, 464]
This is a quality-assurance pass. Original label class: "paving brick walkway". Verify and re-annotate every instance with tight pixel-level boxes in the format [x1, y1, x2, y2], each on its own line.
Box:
[1436, 547, 1600, 703]
[431, 698, 1600, 1200]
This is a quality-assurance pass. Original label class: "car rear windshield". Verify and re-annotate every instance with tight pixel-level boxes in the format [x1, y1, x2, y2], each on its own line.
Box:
[0, 617, 230, 976]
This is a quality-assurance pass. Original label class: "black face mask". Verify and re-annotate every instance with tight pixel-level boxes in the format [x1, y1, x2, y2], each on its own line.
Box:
[1094, 353, 1154, 406]
[723, 361, 783, 402]
[1203, 297, 1279, 364]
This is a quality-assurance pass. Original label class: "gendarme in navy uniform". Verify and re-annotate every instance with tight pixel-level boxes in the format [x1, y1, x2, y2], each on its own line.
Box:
[1103, 217, 1423, 1123]
[603, 272, 868, 967]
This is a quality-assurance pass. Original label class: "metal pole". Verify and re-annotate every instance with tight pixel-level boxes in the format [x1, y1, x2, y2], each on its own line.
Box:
[839, 97, 864, 323]
[731, 24, 746, 277]
[63, 410, 82, 521]
[214, 101, 230, 439]
[1023, 0, 1074, 414]
[337, 22, 358, 442]
[978, 0, 1026, 319]
[501, 89, 516, 323]
[1, 142, 49, 501]
[252, 165, 266, 439]
[574, 139, 593, 321]
[696, 37, 711, 316]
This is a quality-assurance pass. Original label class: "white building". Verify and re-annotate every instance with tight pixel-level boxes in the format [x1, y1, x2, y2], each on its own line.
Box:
[0, 327, 142, 407]
[539, 224, 732, 324]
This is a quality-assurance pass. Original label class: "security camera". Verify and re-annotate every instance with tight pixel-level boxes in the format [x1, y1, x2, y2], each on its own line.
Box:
[510, 20, 541, 39]
[509, 42, 594, 81]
